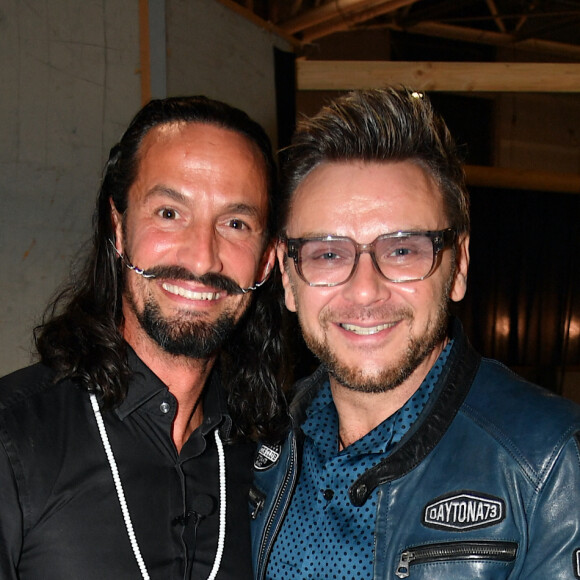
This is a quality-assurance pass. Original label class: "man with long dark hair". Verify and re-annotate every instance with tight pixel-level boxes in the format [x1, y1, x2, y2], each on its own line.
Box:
[0, 96, 288, 579]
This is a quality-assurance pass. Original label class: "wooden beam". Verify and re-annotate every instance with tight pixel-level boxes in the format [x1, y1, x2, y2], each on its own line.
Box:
[139, 0, 151, 105]
[281, 0, 391, 34]
[485, 0, 506, 34]
[387, 20, 580, 60]
[465, 165, 580, 194]
[301, 0, 419, 43]
[297, 60, 580, 92]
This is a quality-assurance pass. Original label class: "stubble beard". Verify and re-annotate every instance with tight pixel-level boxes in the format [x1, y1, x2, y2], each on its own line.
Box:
[297, 281, 452, 394]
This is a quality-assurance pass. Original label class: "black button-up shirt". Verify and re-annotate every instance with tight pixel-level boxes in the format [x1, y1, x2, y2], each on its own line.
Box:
[0, 350, 255, 579]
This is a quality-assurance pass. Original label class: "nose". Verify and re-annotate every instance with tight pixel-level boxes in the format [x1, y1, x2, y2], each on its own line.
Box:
[341, 253, 390, 305]
[176, 223, 223, 275]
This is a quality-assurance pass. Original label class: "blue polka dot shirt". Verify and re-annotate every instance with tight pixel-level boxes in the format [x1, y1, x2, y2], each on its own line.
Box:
[266, 342, 453, 579]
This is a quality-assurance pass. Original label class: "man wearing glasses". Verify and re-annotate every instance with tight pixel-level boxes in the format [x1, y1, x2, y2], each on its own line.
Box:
[250, 88, 580, 579]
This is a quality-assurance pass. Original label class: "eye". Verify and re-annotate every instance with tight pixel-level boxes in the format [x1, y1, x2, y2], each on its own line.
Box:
[390, 247, 413, 257]
[227, 218, 249, 231]
[378, 238, 425, 263]
[158, 207, 178, 220]
[314, 251, 341, 262]
[303, 241, 354, 264]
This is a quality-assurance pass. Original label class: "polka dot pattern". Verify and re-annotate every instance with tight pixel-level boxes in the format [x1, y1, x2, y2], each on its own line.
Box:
[266, 342, 453, 579]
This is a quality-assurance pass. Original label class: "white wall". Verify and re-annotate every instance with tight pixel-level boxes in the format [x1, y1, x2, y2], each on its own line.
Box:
[166, 0, 291, 144]
[0, 0, 141, 375]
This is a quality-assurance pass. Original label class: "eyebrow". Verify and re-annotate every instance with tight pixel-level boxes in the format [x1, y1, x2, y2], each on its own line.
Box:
[144, 185, 264, 218]
[224, 202, 262, 219]
[285, 231, 336, 239]
[144, 185, 188, 205]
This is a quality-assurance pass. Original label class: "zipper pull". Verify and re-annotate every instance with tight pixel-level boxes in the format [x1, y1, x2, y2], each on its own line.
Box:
[396, 550, 414, 578]
[249, 485, 266, 520]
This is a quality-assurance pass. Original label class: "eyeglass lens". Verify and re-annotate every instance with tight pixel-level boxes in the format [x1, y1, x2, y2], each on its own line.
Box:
[298, 233, 437, 285]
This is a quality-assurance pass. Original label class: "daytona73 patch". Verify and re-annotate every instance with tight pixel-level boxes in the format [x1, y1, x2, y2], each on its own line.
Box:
[423, 491, 506, 531]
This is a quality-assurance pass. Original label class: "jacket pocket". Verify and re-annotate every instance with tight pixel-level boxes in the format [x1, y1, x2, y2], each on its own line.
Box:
[395, 540, 518, 578]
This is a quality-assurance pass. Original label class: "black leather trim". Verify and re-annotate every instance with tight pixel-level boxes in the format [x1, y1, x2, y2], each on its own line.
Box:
[348, 320, 481, 506]
[290, 365, 327, 428]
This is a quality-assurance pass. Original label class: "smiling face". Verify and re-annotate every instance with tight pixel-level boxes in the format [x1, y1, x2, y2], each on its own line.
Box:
[279, 160, 469, 394]
[112, 121, 275, 359]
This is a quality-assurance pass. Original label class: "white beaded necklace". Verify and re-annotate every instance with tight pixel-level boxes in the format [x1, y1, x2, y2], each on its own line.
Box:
[89, 393, 227, 580]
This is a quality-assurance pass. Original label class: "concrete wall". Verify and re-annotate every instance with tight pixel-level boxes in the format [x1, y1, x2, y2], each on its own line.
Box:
[166, 0, 290, 144]
[0, 0, 288, 376]
[0, 0, 141, 375]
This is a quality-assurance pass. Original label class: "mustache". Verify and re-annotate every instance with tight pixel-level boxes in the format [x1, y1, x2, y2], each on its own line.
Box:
[322, 305, 414, 324]
[131, 263, 246, 295]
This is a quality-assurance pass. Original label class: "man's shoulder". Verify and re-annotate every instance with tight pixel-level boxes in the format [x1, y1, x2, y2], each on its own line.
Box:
[469, 357, 580, 417]
[0, 363, 61, 410]
[462, 357, 580, 453]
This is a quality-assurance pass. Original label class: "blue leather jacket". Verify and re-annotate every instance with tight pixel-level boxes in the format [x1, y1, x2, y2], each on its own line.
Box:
[250, 321, 580, 579]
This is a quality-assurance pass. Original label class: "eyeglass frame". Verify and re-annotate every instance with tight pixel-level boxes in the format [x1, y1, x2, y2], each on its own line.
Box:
[282, 228, 458, 287]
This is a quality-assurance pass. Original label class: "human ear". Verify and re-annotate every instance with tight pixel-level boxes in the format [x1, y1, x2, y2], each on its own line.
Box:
[277, 243, 297, 313]
[450, 234, 470, 302]
[256, 240, 276, 286]
[110, 198, 124, 255]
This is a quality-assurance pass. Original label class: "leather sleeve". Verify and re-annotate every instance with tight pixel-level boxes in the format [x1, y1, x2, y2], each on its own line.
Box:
[520, 432, 580, 578]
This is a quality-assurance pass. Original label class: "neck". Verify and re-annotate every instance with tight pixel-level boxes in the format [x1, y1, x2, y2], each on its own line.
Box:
[331, 339, 448, 447]
[123, 320, 216, 453]
[331, 378, 420, 448]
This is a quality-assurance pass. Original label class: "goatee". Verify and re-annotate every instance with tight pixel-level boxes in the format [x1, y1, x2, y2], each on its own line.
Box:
[137, 299, 237, 358]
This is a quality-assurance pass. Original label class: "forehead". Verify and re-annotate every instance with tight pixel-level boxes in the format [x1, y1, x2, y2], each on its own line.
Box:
[135, 121, 266, 177]
[126, 121, 270, 217]
[286, 160, 446, 237]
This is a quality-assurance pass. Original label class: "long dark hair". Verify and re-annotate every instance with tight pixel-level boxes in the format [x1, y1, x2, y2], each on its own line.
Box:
[35, 96, 289, 443]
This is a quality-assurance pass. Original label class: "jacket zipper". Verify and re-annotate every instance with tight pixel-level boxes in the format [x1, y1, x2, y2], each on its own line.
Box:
[395, 540, 518, 578]
[256, 435, 298, 580]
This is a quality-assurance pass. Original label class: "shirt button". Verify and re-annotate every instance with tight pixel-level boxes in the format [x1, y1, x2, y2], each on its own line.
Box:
[355, 484, 368, 502]
[160, 401, 171, 414]
[322, 489, 334, 501]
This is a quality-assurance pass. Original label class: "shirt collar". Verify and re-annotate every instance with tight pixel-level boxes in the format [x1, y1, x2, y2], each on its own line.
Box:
[200, 368, 232, 438]
[115, 347, 168, 420]
[115, 346, 230, 435]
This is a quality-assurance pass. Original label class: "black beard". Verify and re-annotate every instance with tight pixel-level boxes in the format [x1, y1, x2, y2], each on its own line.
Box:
[137, 298, 237, 358]
[120, 259, 247, 358]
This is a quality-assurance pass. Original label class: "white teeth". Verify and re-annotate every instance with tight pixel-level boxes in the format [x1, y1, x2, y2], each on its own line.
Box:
[162, 282, 221, 301]
[340, 322, 395, 335]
